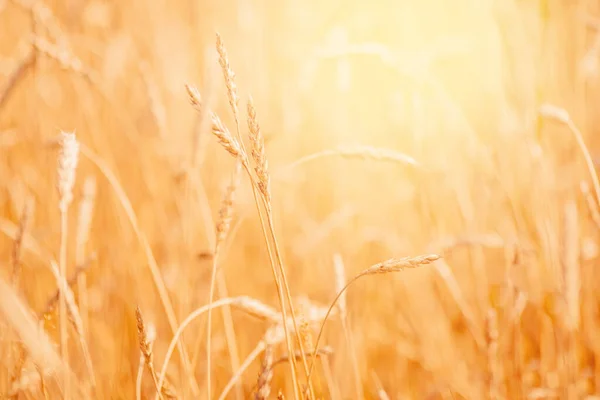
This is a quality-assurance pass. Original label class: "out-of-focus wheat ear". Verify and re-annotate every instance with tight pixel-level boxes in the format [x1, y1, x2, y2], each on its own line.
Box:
[11, 197, 33, 287]
[307, 254, 441, 386]
[485, 309, 501, 400]
[360, 254, 440, 276]
[76, 176, 96, 338]
[371, 372, 390, 400]
[56, 131, 80, 400]
[48, 260, 96, 389]
[31, 36, 95, 84]
[215, 33, 240, 128]
[136, 318, 157, 400]
[255, 341, 274, 400]
[139, 62, 167, 138]
[247, 97, 271, 208]
[57, 132, 79, 213]
[0, 47, 34, 110]
[216, 163, 242, 252]
[135, 306, 164, 400]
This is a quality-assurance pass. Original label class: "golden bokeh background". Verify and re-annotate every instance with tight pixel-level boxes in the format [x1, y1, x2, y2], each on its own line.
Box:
[2, 0, 600, 398]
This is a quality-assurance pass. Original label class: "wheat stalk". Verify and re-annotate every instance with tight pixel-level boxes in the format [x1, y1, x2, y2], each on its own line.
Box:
[539, 104, 600, 209]
[56, 131, 79, 399]
[76, 176, 96, 338]
[206, 161, 242, 400]
[333, 253, 363, 399]
[306, 254, 441, 385]
[48, 260, 96, 389]
[281, 145, 419, 174]
[11, 198, 32, 286]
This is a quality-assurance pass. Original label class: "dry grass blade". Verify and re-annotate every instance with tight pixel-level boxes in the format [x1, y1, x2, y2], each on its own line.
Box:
[0, 48, 34, 110]
[281, 145, 419, 174]
[580, 181, 600, 231]
[11, 198, 32, 286]
[333, 253, 363, 399]
[306, 254, 441, 386]
[48, 260, 96, 388]
[76, 176, 96, 336]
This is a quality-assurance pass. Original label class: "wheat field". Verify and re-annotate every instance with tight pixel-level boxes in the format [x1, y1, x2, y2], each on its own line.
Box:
[2, 0, 600, 399]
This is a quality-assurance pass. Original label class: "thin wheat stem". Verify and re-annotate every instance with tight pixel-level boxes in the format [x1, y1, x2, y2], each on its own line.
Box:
[240, 161, 302, 400]
[305, 255, 440, 387]
[156, 296, 279, 396]
[207, 161, 241, 400]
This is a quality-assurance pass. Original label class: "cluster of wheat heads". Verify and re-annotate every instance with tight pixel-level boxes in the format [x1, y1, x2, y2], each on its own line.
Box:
[0, 30, 440, 399]
[181, 34, 442, 399]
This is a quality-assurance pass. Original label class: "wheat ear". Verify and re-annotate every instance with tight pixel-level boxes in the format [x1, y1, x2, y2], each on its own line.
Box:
[136, 307, 163, 400]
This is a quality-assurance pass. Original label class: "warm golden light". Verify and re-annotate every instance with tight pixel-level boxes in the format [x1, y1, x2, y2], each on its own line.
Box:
[1, 0, 599, 398]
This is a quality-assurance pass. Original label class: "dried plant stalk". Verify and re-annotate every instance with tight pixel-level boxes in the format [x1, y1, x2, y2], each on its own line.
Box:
[206, 162, 242, 399]
[282, 145, 419, 174]
[333, 254, 363, 399]
[580, 181, 600, 231]
[56, 131, 80, 400]
[539, 104, 600, 209]
[306, 254, 441, 385]
[76, 176, 96, 337]
[486, 309, 502, 400]
[0, 48, 34, 110]
[11, 198, 32, 286]
[48, 260, 95, 388]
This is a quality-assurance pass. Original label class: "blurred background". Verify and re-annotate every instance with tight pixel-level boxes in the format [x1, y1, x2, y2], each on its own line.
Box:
[2, 0, 600, 398]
